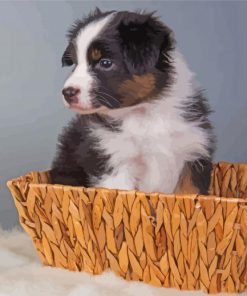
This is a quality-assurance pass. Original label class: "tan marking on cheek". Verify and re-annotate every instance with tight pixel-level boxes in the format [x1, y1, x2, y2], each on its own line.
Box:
[118, 73, 156, 104]
[91, 48, 102, 61]
[175, 166, 199, 194]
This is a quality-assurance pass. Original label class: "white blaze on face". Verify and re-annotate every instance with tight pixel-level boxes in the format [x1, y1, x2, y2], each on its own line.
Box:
[63, 14, 114, 110]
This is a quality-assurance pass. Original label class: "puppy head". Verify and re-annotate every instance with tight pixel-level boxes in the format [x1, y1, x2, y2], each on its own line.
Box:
[62, 8, 175, 115]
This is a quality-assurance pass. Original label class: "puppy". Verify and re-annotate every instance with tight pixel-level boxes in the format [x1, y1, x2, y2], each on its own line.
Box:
[51, 8, 215, 194]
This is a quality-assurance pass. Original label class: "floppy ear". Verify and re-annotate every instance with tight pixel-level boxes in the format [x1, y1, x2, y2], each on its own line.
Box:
[118, 13, 174, 74]
[61, 44, 74, 67]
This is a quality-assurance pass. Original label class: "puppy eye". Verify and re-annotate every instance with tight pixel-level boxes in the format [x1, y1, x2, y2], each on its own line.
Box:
[98, 58, 113, 70]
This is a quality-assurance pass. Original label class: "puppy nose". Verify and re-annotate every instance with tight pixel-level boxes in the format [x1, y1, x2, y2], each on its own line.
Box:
[62, 87, 80, 104]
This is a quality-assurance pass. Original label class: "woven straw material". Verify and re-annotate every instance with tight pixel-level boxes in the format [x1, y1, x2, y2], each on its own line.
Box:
[7, 161, 247, 293]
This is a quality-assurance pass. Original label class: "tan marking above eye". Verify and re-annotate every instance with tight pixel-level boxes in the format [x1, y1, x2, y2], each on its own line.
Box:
[91, 48, 102, 61]
[118, 73, 156, 103]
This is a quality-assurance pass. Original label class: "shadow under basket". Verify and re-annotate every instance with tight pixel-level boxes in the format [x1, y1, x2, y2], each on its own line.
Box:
[7, 161, 247, 294]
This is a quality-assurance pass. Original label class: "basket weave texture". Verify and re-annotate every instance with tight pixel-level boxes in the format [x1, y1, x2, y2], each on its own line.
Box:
[7, 162, 247, 293]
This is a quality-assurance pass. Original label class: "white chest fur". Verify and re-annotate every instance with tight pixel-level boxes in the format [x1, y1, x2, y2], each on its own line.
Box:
[90, 102, 208, 193]
[89, 52, 210, 193]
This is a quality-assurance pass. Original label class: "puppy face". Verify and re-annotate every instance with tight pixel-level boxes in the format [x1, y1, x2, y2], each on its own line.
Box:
[62, 9, 175, 114]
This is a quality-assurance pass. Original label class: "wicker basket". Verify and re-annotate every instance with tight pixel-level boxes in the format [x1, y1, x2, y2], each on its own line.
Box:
[7, 162, 247, 293]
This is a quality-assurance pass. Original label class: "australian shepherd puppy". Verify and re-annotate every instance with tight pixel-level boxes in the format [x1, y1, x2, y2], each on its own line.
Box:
[51, 8, 215, 195]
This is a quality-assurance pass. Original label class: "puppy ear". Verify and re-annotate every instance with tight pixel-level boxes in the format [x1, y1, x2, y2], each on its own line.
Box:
[118, 13, 175, 74]
[61, 44, 74, 67]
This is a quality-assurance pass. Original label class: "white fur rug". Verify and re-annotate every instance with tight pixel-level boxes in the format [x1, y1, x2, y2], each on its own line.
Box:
[0, 227, 236, 296]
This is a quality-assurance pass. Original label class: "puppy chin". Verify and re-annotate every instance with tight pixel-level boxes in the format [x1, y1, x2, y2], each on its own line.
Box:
[102, 103, 150, 119]
[63, 98, 109, 115]
[70, 105, 109, 115]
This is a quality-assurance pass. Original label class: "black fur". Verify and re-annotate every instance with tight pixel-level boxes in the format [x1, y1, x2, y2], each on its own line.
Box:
[117, 11, 175, 74]
[183, 90, 216, 194]
[62, 42, 76, 67]
[51, 114, 120, 186]
[189, 158, 213, 195]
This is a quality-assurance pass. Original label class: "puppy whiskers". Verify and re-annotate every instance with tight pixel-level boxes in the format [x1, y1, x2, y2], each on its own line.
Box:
[95, 90, 120, 104]
[96, 95, 115, 108]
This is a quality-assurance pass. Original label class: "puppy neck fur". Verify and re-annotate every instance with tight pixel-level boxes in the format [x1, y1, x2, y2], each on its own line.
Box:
[89, 51, 210, 192]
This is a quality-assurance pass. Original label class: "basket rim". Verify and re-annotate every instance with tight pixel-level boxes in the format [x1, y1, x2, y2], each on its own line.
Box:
[7, 163, 247, 204]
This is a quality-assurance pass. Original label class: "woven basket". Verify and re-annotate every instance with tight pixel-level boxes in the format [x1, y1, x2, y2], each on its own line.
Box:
[7, 161, 247, 293]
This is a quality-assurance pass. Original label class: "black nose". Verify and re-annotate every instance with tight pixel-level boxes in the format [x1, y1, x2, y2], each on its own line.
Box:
[62, 87, 80, 104]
